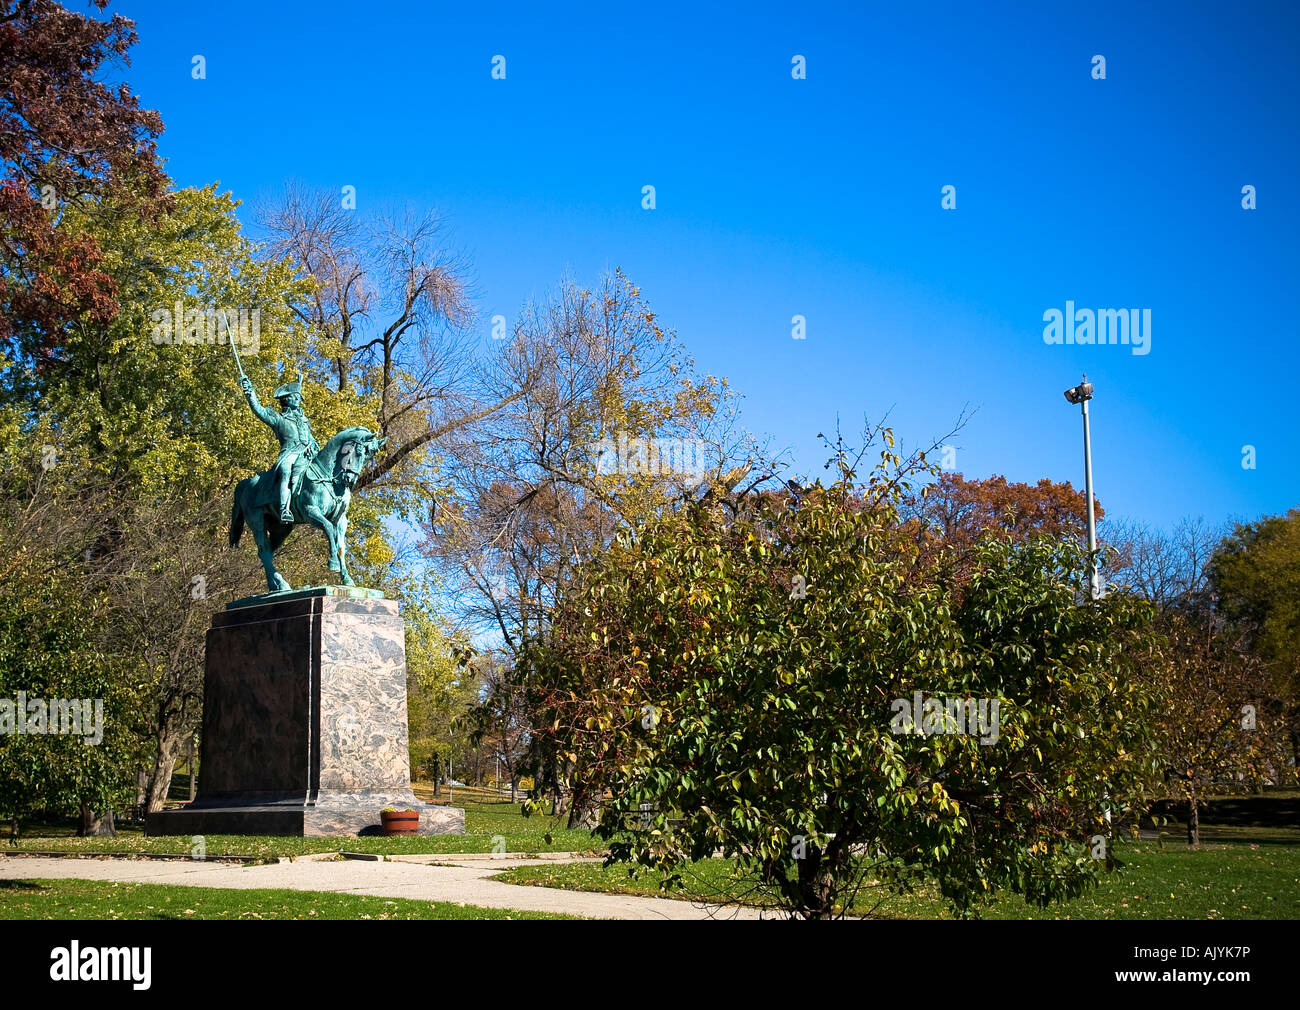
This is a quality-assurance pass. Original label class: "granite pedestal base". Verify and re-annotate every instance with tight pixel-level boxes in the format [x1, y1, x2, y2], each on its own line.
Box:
[147, 588, 463, 837]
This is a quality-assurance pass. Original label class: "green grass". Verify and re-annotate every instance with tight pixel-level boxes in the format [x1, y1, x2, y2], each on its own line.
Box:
[8, 788, 1297, 920]
[493, 842, 1300, 919]
[0, 878, 579, 920]
[6, 790, 600, 860]
[489, 791, 1300, 919]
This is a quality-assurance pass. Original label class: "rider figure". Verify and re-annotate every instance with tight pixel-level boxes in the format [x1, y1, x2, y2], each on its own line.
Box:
[240, 370, 319, 524]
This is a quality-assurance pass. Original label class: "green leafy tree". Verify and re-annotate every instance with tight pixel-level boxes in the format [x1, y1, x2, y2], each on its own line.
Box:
[517, 435, 1160, 918]
[0, 462, 141, 835]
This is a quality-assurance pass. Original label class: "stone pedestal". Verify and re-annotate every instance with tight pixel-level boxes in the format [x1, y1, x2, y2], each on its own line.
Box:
[147, 587, 463, 837]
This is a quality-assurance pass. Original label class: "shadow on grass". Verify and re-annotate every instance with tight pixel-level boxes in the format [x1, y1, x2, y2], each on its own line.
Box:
[1141, 790, 1300, 846]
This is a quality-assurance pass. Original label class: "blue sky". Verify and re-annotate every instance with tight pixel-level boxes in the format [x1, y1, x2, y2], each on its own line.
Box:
[111, 0, 1298, 530]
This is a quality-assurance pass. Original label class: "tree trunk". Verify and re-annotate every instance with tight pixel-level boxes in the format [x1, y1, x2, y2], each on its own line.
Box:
[78, 803, 116, 837]
[145, 731, 186, 813]
[1186, 790, 1200, 847]
[796, 846, 835, 919]
[566, 790, 600, 830]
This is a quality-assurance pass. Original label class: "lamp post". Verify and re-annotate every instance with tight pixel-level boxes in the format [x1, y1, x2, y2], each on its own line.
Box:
[1063, 375, 1101, 600]
[1065, 375, 1110, 834]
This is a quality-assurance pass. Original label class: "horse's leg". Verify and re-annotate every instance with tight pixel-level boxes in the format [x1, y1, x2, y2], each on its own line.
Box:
[327, 518, 342, 575]
[336, 513, 353, 586]
[251, 510, 291, 592]
[300, 503, 342, 585]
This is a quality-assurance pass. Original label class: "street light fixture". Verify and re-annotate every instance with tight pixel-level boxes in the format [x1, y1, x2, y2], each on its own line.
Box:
[1064, 375, 1101, 600]
[1063, 378, 1093, 405]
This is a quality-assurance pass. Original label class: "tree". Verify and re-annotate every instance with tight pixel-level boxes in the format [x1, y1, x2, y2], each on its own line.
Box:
[1106, 518, 1291, 842]
[900, 471, 1099, 585]
[1208, 508, 1300, 769]
[403, 580, 478, 792]
[425, 270, 741, 653]
[0, 461, 141, 836]
[256, 183, 527, 509]
[434, 271, 747, 823]
[0, 0, 166, 351]
[1106, 517, 1221, 615]
[473, 654, 531, 803]
[1140, 611, 1285, 845]
[517, 434, 1161, 918]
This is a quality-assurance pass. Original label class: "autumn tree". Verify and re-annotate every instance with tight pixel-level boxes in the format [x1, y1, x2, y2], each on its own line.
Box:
[900, 472, 1099, 584]
[1209, 508, 1300, 769]
[425, 271, 749, 823]
[518, 434, 1161, 918]
[1106, 517, 1221, 614]
[473, 653, 531, 803]
[1140, 612, 1285, 845]
[1108, 517, 1291, 842]
[425, 271, 743, 651]
[0, 0, 166, 353]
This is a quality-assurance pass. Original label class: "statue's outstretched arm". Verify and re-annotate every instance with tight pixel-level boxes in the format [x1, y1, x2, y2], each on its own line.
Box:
[239, 377, 276, 428]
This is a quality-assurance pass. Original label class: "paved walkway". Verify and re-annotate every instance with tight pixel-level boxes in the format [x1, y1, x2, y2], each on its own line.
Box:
[0, 853, 771, 920]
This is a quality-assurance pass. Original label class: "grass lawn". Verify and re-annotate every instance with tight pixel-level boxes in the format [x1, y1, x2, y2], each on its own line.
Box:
[492, 791, 1300, 919]
[4, 787, 600, 860]
[493, 841, 1300, 919]
[0, 878, 577, 920]
[7, 787, 1296, 920]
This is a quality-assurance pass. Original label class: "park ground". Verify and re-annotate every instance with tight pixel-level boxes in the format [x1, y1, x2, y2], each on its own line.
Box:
[1, 786, 1296, 920]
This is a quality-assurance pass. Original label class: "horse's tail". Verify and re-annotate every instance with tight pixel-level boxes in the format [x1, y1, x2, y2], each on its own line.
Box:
[230, 479, 249, 547]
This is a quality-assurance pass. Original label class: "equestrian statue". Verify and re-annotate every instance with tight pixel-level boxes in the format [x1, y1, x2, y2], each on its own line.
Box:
[228, 346, 385, 593]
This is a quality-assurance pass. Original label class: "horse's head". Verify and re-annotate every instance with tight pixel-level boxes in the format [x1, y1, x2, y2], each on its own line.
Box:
[333, 431, 385, 489]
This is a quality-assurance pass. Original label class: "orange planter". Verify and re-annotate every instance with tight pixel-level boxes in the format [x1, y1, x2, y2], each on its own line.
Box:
[380, 809, 419, 836]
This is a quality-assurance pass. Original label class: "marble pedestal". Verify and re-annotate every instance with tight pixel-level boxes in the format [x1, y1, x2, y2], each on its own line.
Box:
[147, 588, 463, 837]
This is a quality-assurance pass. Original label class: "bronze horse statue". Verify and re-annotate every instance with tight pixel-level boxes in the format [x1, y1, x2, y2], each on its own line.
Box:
[230, 426, 385, 592]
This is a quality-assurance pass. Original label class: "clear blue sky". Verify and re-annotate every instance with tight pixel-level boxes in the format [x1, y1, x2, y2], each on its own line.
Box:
[110, 0, 1299, 530]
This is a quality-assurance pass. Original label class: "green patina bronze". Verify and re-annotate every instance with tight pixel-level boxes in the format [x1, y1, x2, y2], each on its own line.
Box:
[230, 369, 385, 593]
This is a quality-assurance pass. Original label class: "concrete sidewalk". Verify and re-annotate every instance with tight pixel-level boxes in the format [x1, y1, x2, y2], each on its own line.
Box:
[0, 853, 771, 921]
